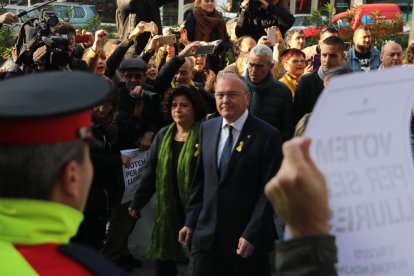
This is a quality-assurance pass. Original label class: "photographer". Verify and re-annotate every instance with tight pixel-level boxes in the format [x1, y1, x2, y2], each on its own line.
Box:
[235, 0, 294, 42]
[32, 22, 88, 71]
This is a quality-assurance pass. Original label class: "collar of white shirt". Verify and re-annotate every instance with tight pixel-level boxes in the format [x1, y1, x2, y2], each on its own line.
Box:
[221, 109, 249, 132]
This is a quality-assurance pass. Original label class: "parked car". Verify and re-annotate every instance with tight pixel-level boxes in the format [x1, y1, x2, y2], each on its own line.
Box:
[32, 2, 98, 28]
[302, 4, 403, 39]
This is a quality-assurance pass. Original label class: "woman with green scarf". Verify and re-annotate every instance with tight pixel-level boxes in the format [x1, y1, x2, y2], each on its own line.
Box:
[128, 85, 207, 276]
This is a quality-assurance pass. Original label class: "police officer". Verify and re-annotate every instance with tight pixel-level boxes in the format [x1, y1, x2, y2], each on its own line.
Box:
[0, 71, 125, 275]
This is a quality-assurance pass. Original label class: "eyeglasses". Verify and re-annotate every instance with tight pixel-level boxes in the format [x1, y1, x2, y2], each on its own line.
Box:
[215, 91, 243, 99]
[288, 59, 306, 64]
[202, 0, 215, 2]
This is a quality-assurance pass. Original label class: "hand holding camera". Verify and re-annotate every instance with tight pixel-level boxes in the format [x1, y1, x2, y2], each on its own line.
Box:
[129, 86, 160, 102]
[178, 28, 190, 45]
[33, 45, 48, 63]
[241, 0, 269, 11]
[177, 41, 201, 60]
[0, 12, 18, 24]
[146, 35, 162, 52]
[258, 35, 273, 48]
[128, 21, 146, 41]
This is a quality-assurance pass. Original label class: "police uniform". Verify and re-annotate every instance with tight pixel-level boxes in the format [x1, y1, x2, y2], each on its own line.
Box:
[0, 72, 125, 275]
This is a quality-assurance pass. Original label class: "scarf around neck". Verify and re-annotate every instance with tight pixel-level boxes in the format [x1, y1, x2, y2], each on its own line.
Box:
[193, 6, 226, 42]
[147, 121, 200, 261]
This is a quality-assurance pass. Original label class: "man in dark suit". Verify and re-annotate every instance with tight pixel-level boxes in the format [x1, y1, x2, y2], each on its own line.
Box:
[179, 72, 283, 276]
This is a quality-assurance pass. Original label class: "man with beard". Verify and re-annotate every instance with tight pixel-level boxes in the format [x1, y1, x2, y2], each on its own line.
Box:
[347, 27, 381, 72]
[302, 26, 339, 72]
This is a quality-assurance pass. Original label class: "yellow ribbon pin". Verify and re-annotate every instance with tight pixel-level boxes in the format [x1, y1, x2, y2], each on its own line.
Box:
[194, 144, 199, 157]
[236, 141, 244, 152]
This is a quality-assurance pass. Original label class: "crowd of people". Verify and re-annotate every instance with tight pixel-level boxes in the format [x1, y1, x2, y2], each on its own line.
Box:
[0, 0, 413, 274]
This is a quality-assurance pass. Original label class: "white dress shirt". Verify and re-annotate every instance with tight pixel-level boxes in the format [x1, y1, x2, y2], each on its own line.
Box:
[217, 109, 249, 166]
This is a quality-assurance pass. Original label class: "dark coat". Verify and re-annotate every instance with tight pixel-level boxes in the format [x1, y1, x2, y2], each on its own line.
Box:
[293, 70, 324, 125]
[185, 114, 282, 254]
[246, 73, 294, 141]
[69, 57, 89, 71]
[276, 235, 338, 275]
[117, 84, 161, 149]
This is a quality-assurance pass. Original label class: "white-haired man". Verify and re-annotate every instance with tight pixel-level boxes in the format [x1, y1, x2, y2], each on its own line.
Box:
[245, 44, 294, 141]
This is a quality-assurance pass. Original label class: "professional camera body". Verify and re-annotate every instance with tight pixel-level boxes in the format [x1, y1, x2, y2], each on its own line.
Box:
[15, 9, 70, 69]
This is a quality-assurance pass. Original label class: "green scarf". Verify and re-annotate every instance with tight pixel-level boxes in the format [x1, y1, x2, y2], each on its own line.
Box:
[147, 121, 200, 261]
[0, 199, 83, 274]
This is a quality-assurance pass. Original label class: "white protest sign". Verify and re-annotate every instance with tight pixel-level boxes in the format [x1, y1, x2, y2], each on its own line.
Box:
[120, 149, 149, 204]
[306, 67, 414, 275]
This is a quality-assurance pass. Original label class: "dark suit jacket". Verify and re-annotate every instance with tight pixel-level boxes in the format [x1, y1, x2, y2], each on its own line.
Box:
[185, 114, 282, 254]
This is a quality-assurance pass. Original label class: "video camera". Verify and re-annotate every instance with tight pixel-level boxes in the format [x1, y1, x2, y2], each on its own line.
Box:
[15, 0, 71, 69]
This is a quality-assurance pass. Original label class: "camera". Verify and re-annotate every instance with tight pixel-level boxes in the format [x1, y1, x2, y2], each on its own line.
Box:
[128, 90, 160, 102]
[16, 8, 70, 69]
[41, 35, 70, 68]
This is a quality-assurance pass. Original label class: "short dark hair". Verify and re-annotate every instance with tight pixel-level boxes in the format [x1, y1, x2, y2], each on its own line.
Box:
[54, 22, 76, 36]
[321, 36, 346, 52]
[280, 48, 306, 64]
[285, 29, 305, 48]
[0, 141, 86, 200]
[320, 26, 338, 38]
[164, 85, 207, 122]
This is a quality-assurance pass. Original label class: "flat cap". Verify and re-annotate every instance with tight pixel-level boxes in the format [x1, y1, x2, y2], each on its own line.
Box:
[0, 71, 111, 144]
[119, 57, 147, 71]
